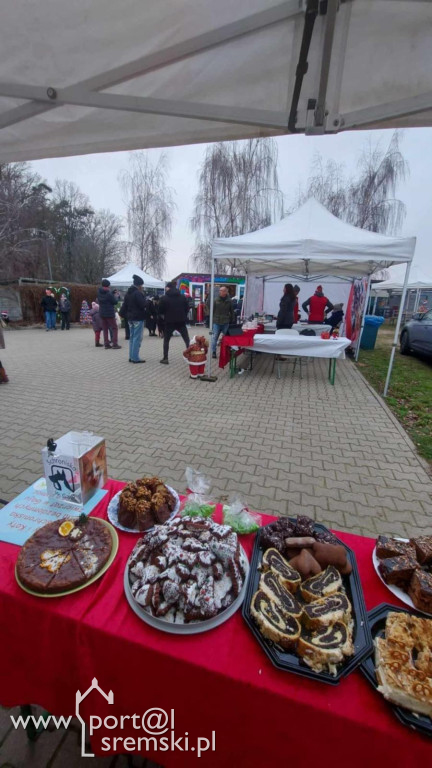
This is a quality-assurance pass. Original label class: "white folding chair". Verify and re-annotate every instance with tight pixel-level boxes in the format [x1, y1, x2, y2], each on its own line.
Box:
[272, 329, 301, 378]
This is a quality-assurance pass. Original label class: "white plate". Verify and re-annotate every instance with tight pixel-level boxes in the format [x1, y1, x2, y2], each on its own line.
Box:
[124, 547, 249, 634]
[107, 486, 180, 533]
[372, 540, 432, 617]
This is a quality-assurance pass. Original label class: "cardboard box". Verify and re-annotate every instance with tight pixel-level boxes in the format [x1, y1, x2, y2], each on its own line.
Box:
[42, 431, 107, 509]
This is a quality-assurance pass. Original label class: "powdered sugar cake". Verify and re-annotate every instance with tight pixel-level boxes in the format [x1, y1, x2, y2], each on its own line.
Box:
[16, 517, 112, 594]
[127, 516, 246, 624]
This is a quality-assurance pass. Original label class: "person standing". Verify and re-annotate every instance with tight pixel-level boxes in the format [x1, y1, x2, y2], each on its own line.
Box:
[158, 282, 190, 364]
[302, 285, 334, 324]
[41, 288, 58, 331]
[0, 320, 8, 382]
[97, 279, 121, 349]
[206, 286, 234, 359]
[276, 284, 296, 330]
[293, 285, 301, 322]
[88, 301, 103, 346]
[59, 293, 71, 330]
[126, 274, 148, 363]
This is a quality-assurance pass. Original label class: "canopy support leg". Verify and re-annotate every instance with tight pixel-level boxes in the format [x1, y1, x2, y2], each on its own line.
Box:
[202, 257, 217, 381]
[383, 261, 412, 397]
[355, 276, 371, 362]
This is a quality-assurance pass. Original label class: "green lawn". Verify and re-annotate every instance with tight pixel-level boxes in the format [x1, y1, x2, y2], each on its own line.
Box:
[356, 326, 432, 464]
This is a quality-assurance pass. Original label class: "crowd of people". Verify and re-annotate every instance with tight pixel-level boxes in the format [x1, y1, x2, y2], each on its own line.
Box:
[35, 279, 345, 380]
[276, 283, 344, 331]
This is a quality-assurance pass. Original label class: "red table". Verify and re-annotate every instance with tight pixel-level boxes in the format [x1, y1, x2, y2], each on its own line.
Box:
[0, 479, 430, 767]
[219, 324, 264, 371]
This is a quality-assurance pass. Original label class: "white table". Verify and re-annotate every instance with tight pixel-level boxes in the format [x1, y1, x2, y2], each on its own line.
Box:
[263, 322, 332, 335]
[241, 334, 351, 383]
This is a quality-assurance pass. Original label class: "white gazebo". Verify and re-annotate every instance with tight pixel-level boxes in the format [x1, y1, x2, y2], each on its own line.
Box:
[104, 264, 165, 290]
[209, 199, 416, 394]
[1, 1, 432, 160]
[371, 264, 432, 314]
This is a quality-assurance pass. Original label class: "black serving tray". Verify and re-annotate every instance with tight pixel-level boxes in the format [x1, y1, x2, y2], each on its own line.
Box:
[360, 602, 432, 737]
[242, 521, 373, 685]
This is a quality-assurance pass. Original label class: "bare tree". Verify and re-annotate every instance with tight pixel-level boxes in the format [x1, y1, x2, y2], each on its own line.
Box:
[191, 138, 284, 274]
[292, 131, 408, 235]
[120, 152, 175, 278]
[74, 210, 125, 283]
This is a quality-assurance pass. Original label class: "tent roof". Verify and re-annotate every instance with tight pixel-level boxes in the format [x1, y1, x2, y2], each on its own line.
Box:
[1, 1, 432, 162]
[371, 263, 432, 292]
[212, 199, 416, 278]
[104, 264, 165, 289]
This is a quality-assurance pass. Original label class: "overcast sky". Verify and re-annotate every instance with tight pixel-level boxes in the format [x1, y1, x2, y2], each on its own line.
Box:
[31, 127, 432, 281]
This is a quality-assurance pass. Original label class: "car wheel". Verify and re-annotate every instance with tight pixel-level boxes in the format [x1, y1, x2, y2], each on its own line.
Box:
[400, 331, 410, 355]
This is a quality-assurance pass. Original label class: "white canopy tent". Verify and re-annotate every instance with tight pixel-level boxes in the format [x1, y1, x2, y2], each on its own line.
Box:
[104, 264, 165, 290]
[371, 264, 432, 292]
[370, 263, 432, 316]
[1, 1, 432, 161]
[209, 199, 416, 394]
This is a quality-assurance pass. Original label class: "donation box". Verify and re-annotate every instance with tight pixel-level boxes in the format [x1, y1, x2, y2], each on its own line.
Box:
[42, 431, 107, 509]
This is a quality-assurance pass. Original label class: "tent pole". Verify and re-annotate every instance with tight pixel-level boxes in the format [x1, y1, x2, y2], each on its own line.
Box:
[355, 276, 371, 362]
[205, 256, 216, 378]
[414, 287, 420, 314]
[383, 260, 412, 397]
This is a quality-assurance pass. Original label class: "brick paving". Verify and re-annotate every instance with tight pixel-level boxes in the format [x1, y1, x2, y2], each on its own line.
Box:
[0, 325, 431, 766]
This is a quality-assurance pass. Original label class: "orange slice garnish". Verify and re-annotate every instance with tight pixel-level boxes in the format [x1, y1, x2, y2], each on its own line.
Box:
[58, 520, 75, 537]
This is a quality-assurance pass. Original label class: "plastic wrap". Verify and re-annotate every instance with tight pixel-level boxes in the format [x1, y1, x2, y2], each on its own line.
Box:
[223, 494, 261, 534]
[181, 467, 215, 518]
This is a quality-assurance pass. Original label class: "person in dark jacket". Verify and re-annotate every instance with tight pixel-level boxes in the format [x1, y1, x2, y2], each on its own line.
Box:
[326, 303, 344, 331]
[158, 282, 190, 364]
[124, 274, 148, 363]
[302, 285, 334, 324]
[59, 293, 71, 330]
[41, 289, 58, 331]
[146, 297, 158, 336]
[118, 296, 130, 340]
[97, 279, 121, 349]
[276, 284, 296, 330]
[206, 286, 234, 358]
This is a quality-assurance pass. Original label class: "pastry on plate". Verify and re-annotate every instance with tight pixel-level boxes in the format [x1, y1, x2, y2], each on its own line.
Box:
[250, 590, 301, 650]
[300, 566, 342, 603]
[408, 569, 432, 615]
[259, 570, 303, 620]
[378, 555, 417, 589]
[297, 621, 354, 674]
[260, 548, 301, 593]
[302, 593, 351, 629]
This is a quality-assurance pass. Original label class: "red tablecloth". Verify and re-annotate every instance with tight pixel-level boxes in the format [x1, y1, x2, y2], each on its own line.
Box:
[219, 324, 264, 368]
[0, 479, 430, 767]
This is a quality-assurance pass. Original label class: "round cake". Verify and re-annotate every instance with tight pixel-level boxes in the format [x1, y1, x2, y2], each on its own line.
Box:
[16, 516, 112, 594]
[118, 477, 176, 531]
[128, 516, 245, 623]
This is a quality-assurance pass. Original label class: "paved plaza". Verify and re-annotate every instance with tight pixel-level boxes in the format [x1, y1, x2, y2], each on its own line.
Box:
[1, 325, 432, 766]
[1, 325, 431, 539]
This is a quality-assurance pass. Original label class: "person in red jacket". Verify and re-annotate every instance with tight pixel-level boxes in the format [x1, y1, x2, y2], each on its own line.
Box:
[302, 285, 334, 324]
[293, 285, 301, 322]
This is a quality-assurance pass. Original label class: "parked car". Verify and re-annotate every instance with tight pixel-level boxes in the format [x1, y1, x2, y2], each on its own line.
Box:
[400, 310, 432, 356]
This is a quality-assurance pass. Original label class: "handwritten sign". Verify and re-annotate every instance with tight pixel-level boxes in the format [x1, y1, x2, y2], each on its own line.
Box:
[0, 479, 107, 546]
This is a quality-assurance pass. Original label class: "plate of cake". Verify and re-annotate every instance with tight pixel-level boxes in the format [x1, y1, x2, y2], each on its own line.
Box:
[372, 535, 432, 616]
[107, 477, 180, 533]
[360, 603, 432, 736]
[242, 515, 372, 684]
[124, 516, 249, 634]
[15, 515, 118, 597]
